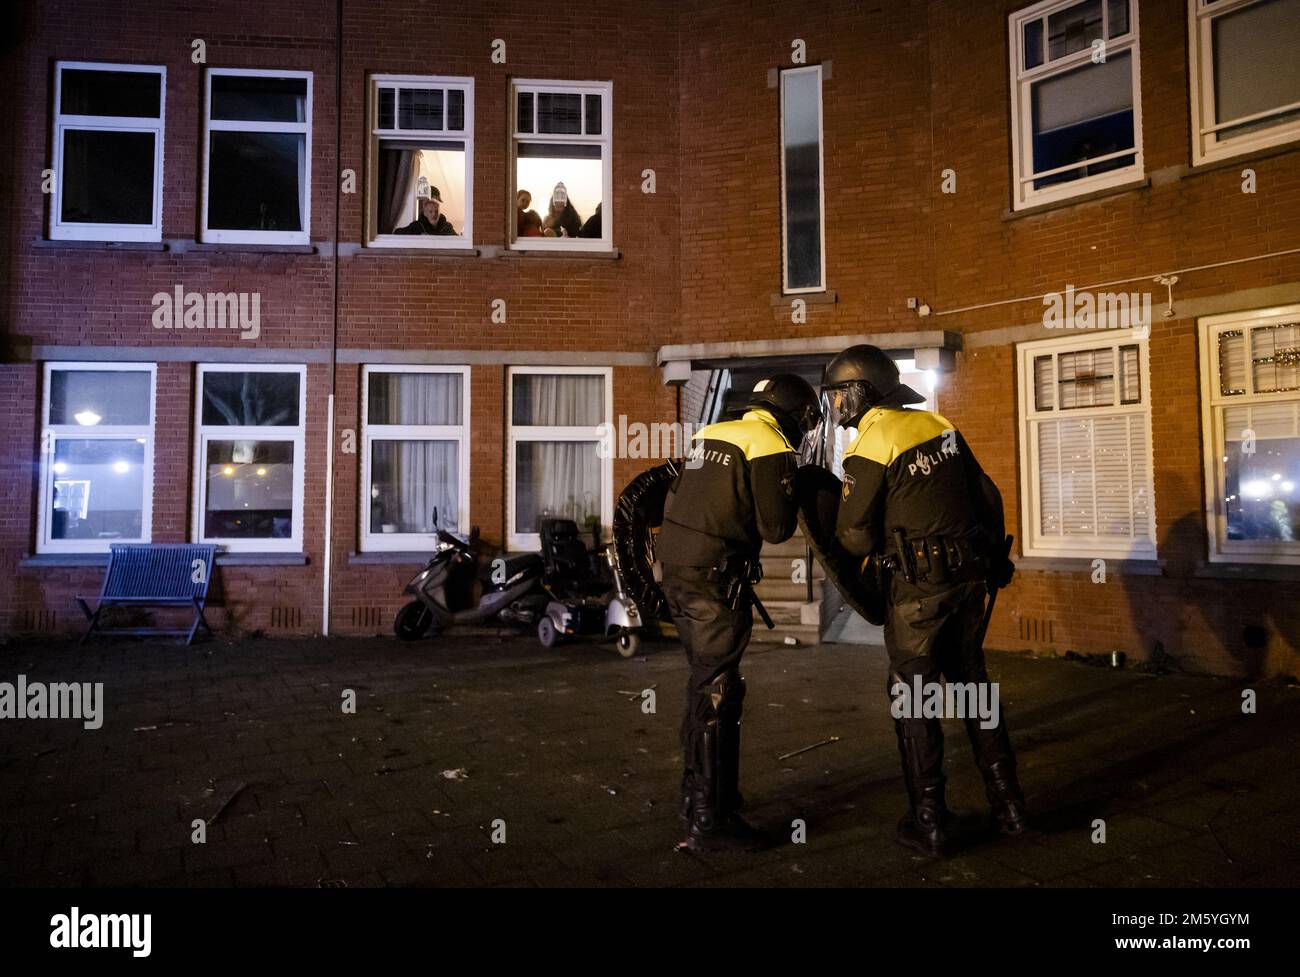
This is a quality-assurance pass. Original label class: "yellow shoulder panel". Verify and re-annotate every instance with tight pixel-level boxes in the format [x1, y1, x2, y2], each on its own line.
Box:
[693, 410, 793, 460]
[845, 408, 953, 465]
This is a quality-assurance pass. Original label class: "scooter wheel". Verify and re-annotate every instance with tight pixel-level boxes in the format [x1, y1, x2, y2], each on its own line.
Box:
[538, 616, 559, 649]
[395, 601, 433, 641]
[615, 630, 640, 658]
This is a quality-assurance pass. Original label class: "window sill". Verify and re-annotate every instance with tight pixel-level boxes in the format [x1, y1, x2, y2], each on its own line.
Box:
[1002, 177, 1150, 222]
[770, 290, 837, 306]
[215, 553, 309, 566]
[345, 245, 480, 258]
[20, 553, 111, 568]
[184, 242, 318, 255]
[33, 239, 167, 252]
[1194, 561, 1300, 582]
[1184, 141, 1300, 179]
[348, 551, 430, 566]
[500, 247, 621, 261]
[1015, 556, 1165, 576]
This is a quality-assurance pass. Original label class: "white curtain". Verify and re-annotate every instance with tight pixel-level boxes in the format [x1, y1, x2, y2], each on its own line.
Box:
[513, 373, 604, 533]
[369, 373, 462, 532]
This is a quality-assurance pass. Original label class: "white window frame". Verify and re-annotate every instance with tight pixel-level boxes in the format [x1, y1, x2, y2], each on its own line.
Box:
[1189, 0, 1300, 166]
[1009, 0, 1144, 211]
[193, 363, 307, 553]
[1198, 304, 1300, 565]
[37, 362, 157, 554]
[366, 74, 474, 248]
[1016, 331, 1157, 560]
[50, 62, 165, 243]
[506, 366, 613, 551]
[509, 79, 613, 253]
[201, 67, 312, 245]
[779, 64, 827, 295]
[360, 365, 471, 552]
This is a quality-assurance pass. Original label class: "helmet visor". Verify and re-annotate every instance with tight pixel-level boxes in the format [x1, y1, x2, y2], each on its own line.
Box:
[821, 383, 869, 429]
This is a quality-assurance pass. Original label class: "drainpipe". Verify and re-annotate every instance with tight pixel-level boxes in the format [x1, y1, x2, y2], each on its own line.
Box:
[322, 0, 343, 636]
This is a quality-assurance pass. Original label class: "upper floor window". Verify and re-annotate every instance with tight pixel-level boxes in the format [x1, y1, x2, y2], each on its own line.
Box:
[1009, 0, 1143, 210]
[510, 80, 611, 251]
[1189, 0, 1300, 166]
[1017, 332, 1156, 560]
[51, 62, 165, 243]
[202, 69, 311, 245]
[1199, 305, 1300, 564]
[38, 363, 156, 553]
[367, 75, 473, 247]
[780, 65, 825, 293]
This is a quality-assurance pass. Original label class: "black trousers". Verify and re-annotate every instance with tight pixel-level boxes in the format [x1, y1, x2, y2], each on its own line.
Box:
[883, 575, 1014, 791]
[660, 565, 751, 794]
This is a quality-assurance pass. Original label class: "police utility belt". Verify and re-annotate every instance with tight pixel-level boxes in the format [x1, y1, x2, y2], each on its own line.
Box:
[882, 528, 988, 586]
[656, 552, 775, 629]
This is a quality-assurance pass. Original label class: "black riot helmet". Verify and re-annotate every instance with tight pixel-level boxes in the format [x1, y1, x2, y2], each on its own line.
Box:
[745, 373, 823, 450]
[820, 344, 925, 428]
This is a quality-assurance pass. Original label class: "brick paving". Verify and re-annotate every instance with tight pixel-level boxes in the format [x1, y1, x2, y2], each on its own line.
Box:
[1, 632, 1297, 887]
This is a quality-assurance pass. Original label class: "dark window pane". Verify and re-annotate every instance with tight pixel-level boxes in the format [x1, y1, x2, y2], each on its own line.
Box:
[60, 68, 161, 118]
[49, 439, 146, 541]
[369, 440, 458, 533]
[514, 441, 600, 535]
[202, 372, 300, 426]
[378, 87, 395, 129]
[1031, 52, 1135, 189]
[1212, 0, 1300, 136]
[1047, 0, 1103, 60]
[211, 74, 308, 123]
[517, 91, 533, 133]
[368, 372, 462, 425]
[584, 94, 601, 134]
[537, 92, 582, 134]
[60, 130, 155, 225]
[1024, 20, 1045, 70]
[399, 87, 442, 130]
[1107, 0, 1129, 38]
[782, 69, 823, 290]
[447, 89, 465, 130]
[207, 131, 305, 232]
[49, 370, 151, 426]
[204, 440, 295, 539]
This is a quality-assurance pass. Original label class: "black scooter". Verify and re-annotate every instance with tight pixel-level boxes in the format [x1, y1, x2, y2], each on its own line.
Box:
[394, 509, 548, 641]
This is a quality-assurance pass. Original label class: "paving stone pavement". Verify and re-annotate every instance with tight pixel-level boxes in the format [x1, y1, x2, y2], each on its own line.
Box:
[1, 631, 1297, 888]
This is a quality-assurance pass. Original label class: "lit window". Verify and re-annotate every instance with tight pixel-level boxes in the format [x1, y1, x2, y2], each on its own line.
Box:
[1009, 0, 1143, 210]
[1017, 333, 1156, 559]
[780, 65, 825, 293]
[1189, 0, 1300, 165]
[510, 80, 611, 251]
[1200, 306, 1300, 564]
[507, 368, 611, 550]
[50, 63, 164, 242]
[194, 365, 306, 552]
[38, 363, 156, 553]
[361, 366, 470, 550]
[202, 69, 312, 244]
[368, 75, 473, 246]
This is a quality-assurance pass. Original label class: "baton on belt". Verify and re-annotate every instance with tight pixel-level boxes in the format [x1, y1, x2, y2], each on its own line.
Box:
[976, 534, 1014, 648]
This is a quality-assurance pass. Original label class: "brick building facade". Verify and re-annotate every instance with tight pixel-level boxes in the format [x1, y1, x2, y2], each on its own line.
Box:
[2, 0, 1298, 678]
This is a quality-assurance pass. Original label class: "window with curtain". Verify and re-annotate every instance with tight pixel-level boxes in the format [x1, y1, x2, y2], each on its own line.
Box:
[368, 75, 473, 245]
[1009, 0, 1142, 210]
[508, 369, 610, 549]
[195, 365, 306, 552]
[361, 367, 469, 550]
[51, 62, 165, 242]
[780, 65, 825, 293]
[203, 69, 311, 244]
[1200, 307, 1300, 564]
[511, 80, 612, 251]
[1189, 0, 1300, 165]
[39, 364, 156, 553]
[1017, 334, 1156, 559]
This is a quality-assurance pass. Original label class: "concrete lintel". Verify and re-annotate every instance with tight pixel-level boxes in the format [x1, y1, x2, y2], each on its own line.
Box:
[656, 330, 961, 366]
[29, 345, 332, 364]
[336, 348, 655, 367]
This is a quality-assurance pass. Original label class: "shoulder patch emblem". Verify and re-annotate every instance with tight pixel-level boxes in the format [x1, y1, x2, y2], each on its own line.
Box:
[842, 473, 856, 500]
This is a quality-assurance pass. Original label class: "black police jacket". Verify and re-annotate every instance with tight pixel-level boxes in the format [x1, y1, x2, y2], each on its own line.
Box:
[657, 409, 799, 567]
[836, 406, 1003, 558]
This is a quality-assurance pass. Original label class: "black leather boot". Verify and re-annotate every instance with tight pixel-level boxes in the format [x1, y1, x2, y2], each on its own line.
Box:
[683, 722, 770, 852]
[893, 718, 950, 858]
[983, 758, 1029, 835]
[716, 673, 746, 815]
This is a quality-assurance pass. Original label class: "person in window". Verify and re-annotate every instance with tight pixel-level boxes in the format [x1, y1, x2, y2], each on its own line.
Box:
[519, 209, 544, 237]
[542, 182, 583, 238]
[394, 187, 458, 236]
[577, 203, 602, 239]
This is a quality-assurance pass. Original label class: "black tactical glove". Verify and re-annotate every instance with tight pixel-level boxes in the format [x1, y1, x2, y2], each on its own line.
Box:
[987, 555, 1015, 591]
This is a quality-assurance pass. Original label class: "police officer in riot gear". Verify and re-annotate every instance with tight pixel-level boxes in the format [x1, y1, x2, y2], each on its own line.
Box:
[656, 374, 822, 850]
[823, 344, 1026, 857]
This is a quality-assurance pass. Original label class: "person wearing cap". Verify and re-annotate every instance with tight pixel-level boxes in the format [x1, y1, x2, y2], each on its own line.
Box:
[541, 182, 583, 238]
[822, 344, 1026, 857]
[655, 374, 822, 851]
[394, 186, 458, 236]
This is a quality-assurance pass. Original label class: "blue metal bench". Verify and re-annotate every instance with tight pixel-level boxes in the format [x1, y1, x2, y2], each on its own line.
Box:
[77, 543, 217, 645]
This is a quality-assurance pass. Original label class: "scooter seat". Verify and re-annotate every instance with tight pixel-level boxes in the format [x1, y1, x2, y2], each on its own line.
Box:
[480, 552, 544, 584]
